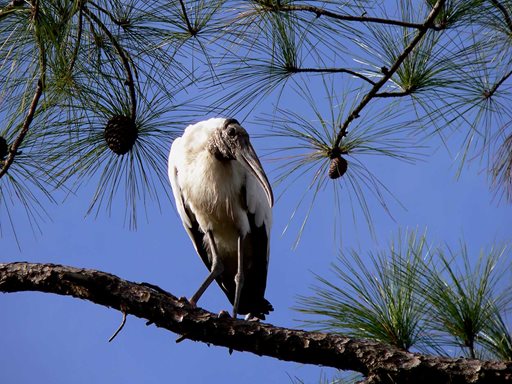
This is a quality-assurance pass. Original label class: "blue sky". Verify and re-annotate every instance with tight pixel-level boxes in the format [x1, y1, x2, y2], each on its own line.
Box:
[2, 116, 511, 383]
[2, 1, 512, 383]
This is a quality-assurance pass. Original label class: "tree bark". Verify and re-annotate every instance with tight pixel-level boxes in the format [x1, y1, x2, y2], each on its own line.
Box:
[1, 262, 511, 384]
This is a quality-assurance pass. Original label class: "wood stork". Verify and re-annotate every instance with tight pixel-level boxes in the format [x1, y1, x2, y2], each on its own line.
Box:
[168, 117, 273, 320]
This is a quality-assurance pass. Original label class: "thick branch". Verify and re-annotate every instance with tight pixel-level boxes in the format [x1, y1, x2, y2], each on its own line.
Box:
[1, 262, 511, 384]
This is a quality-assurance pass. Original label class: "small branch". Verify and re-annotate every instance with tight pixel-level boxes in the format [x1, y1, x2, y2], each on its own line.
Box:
[257, 3, 443, 31]
[86, 1, 119, 24]
[485, 69, 512, 99]
[375, 90, 413, 98]
[0, 79, 43, 178]
[490, 0, 512, 33]
[334, 0, 446, 147]
[68, 3, 83, 74]
[83, 5, 137, 120]
[0, 0, 46, 178]
[1, 262, 512, 384]
[0, 5, 30, 20]
[291, 67, 376, 85]
[108, 307, 127, 342]
[178, 0, 196, 36]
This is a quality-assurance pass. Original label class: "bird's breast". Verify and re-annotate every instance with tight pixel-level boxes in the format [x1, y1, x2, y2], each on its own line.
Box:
[179, 151, 251, 250]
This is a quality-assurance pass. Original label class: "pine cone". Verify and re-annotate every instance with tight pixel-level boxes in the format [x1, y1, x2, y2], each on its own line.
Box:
[328, 155, 348, 179]
[104, 115, 138, 155]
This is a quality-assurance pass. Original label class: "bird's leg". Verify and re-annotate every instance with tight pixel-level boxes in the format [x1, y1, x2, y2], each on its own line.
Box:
[232, 235, 245, 319]
[189, 230, 224, 306]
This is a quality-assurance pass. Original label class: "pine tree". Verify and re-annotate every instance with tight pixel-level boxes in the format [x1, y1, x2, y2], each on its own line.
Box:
[1, 1, 512, 383]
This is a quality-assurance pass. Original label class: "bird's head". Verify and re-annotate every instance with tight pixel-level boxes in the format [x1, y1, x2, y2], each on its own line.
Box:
[208, 118, 249, 161]
[208, 118, 273, 206]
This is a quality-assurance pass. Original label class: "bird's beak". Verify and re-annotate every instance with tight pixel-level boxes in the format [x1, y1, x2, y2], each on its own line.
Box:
[237, 143, 274, 207]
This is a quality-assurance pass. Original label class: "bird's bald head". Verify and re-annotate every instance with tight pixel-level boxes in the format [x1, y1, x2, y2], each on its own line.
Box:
[208, 118, 250, 161]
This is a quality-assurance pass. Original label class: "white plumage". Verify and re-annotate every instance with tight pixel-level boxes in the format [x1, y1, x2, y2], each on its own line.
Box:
[168, 117, 273, 319]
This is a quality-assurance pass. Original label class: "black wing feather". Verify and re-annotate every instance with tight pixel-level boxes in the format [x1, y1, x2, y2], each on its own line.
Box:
[238, 212, 273, 318]
[213, 185, 273, 319]
[182, 203, 212, 272]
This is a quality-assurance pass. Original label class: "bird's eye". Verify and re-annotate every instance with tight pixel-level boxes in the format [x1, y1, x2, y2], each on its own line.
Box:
[227, 126, 237, 137]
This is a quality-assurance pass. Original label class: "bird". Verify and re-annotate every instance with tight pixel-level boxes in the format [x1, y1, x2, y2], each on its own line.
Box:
[168, 117, 273, 320]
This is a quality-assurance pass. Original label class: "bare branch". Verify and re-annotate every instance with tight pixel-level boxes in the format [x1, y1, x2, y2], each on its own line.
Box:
[375, 90, 413, 98]
[108, 306, 127, 342]
[1, 262, 511, 384]
[0, 79, 44, 178]
[290, 67, 376, 85]
[256, 3, 443, 31]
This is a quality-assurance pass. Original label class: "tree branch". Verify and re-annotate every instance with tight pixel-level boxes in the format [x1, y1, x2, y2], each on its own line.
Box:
[375, 90, 413, 98]
[485, 69, 512, 99]
[490, 0, 512, 34]
[0, 0, 45, 178]
[68, 2, 83, 74]
[178, 0, 196, 35]
[83, 4, 137, 121]
[1, 262, 511, 384]
[290, 67, 376, 85]
[334, 0, 446, 148]
[0, 79, 43, 178]
[256, 3, 443, 31]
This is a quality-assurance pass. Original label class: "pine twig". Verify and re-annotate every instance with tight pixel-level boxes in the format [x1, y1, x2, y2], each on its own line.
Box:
[83, 5, 137, 120]
[0, 0, 46, 178]
[290, 67, 376, 85]
[0, 78, 44, 178]
[256, 2, 444, 31]
[490, 0, 512, 33]
[333, 0, 446, 147]
[375, 90, 414, 98]
[484, 69, 512, 99]
[178, 0, 196, 35]
[108, 306, 127, 342]
[68, 3, 83, 74]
